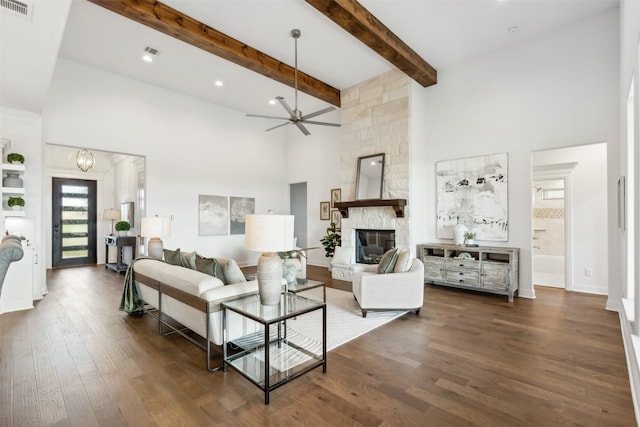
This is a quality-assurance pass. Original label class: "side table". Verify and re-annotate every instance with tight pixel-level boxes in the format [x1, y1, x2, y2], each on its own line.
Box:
[222, 293, 326, 404]
[105, 235, 136, 273]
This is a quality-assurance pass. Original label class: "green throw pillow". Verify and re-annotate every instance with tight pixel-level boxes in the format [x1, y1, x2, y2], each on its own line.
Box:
[163, 248, 182, 266]
[180, 251, 197, 269]
[195, 255, 227, 284]
[377, 248, 398, 274]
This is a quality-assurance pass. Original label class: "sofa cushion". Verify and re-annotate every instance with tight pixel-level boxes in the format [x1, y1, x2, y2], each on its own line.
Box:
[377, 248, 398, 274]
[164, 248, 197, 269]
[133, 258, 223, 296]
[393, 248, 413, 273]
[195, 255, 227, 284]
[222, 259, 246, 284]
[332, 246, 353, 265]
[164, 248, 182, 266]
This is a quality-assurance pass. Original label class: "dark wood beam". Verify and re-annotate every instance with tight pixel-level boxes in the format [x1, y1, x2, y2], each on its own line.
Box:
[86, 0, 341, 107]
[305, 0, 437, 87]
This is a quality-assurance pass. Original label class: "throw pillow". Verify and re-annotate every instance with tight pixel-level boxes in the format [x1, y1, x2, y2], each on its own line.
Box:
[393, 248, 413, 273]
[377, 248, 398, 274]
[222, 259, 247, 284]
[195, 255, 227, 284]
[163, 248, 182, 266]
[332, 246, 353, 265]
[180, 251, 197, 269]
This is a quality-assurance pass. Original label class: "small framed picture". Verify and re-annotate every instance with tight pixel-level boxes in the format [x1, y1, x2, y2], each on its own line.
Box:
[331, 188, 341, 208]
[320, 201, 330, 220]
[331, 209, 342, 230]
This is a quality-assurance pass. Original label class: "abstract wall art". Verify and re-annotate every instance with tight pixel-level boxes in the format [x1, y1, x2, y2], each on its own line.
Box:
[436, 153, 508, 241]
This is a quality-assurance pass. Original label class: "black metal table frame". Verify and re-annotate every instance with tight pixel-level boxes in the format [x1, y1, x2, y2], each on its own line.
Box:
[222, 294, 326, 404]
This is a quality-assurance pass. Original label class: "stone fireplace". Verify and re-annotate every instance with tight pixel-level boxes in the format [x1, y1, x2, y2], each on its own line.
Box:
[338, 69, 412, 257]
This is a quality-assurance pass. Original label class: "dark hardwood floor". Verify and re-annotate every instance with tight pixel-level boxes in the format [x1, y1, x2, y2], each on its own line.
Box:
[0, 264, 635, 426]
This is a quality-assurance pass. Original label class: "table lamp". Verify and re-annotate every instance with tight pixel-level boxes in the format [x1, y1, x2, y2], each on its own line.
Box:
[141, 216, 171, 259]
[245, 213, 294, 305]
[103, 208, 121, 235]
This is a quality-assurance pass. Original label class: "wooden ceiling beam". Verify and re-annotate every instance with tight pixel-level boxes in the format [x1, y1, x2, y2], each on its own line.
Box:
[305, 0, 437, 87]
[86, 0, 341, 107]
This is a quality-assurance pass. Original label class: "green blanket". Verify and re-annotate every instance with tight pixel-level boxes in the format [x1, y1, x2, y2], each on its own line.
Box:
[119, 257, 155, 314]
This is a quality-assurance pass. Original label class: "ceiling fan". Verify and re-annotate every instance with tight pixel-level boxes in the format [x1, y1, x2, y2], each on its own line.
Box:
[246, 29, 340, 136]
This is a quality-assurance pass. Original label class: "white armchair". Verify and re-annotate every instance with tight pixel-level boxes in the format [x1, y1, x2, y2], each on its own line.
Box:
[352, 258, 425, 318]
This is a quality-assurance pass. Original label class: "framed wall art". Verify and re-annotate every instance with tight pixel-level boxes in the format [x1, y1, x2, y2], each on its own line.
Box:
[230, 196, 255, 235]
[320, 201, 330, 220]
[436, 152, 508, 241]
[198, 195, 228, 236]
[331, 188, 341, 208]
[331, 209, 342, 230]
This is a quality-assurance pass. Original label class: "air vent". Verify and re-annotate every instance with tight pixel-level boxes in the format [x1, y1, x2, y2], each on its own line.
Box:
[0, 0, 32, 20]
[144, 46, 160, 56]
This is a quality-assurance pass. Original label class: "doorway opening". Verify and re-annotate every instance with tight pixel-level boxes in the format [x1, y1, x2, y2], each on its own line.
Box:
[290, 182, 307, 249]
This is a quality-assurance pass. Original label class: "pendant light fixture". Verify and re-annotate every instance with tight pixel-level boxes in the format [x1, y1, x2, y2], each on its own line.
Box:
[76, 148, 94, 172]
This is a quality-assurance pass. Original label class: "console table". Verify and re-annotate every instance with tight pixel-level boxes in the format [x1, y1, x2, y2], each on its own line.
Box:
[417, 243, 519, 302]
[105, 235, 136, 273]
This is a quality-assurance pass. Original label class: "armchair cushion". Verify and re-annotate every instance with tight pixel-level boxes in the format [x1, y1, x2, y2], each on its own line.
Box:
[376, 248, 398, 274]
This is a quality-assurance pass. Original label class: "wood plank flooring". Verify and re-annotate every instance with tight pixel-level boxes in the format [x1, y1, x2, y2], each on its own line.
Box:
[0, 264, 635, 426]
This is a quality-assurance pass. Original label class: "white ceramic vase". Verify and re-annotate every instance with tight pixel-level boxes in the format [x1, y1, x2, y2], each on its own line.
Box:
[453, 224, 467, 245]
[257, 252, 283, 305]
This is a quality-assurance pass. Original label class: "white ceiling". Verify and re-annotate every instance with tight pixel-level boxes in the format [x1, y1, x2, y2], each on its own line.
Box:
[1, 0, 619, 119]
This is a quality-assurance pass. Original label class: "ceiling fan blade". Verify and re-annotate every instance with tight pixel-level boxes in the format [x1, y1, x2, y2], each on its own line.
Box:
[275, 96, 296, 118]
[265, 122, 292, 132]
[295, 122, 311, 136]
[302, 106, 336, 120]
[246, 113, 291, 120]
[302, 120, 341, 127]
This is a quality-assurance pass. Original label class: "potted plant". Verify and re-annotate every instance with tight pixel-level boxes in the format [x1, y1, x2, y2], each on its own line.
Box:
[7, 196, 25, 210]
[464, 231, 476, 246]
[115, 220, 131, 236]
[7, 153, 25, 164]
[320, 222, 341, 258]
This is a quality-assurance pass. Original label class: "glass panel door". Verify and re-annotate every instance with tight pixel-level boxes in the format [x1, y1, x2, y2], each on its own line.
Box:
[52, 178, 97, 267]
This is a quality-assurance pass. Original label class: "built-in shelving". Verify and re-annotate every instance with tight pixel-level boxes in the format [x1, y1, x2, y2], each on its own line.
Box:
[1, 140, 26, 217]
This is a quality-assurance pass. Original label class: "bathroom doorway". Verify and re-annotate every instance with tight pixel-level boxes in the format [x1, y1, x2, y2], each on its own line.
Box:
[532, 178, 566, 288]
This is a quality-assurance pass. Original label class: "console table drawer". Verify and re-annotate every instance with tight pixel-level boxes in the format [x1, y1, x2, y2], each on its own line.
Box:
[445, 270, 480, 287]
[445, 258, 480, 271]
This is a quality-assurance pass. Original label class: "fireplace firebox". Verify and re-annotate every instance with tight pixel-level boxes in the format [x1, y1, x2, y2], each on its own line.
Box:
[355, 229, 395, 264]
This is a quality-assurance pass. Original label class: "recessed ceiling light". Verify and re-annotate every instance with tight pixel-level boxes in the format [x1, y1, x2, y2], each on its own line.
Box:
[142, 46, 160, 63]
[142, 54, 153, 62]
[269, 99, 276, 105]
[214, 80, 223, 87]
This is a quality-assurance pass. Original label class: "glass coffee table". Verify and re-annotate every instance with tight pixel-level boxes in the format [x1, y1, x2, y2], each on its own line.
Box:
[222, 292, 326, 404]
[286, 278, 325, 302]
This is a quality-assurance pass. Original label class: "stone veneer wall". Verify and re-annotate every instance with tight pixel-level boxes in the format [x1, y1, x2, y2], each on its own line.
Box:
[339, 70, 411, 251]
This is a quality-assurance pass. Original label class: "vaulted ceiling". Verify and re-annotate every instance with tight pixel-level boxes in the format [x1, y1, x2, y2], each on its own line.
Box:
[0, 0, 619, 118]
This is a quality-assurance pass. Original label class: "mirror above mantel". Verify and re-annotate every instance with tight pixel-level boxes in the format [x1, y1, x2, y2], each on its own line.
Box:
[356, 153, 384, 200]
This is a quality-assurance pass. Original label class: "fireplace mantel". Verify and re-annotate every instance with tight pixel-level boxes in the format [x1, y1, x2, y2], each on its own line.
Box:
[334, 199, 407, 218]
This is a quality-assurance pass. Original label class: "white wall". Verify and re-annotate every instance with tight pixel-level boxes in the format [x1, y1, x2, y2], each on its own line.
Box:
[411, 9, 619, 300]
[43, 58, 292, 266]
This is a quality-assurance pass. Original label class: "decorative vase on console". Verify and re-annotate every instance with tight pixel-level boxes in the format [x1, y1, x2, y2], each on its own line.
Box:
[453, 224, 467, 246]
[3, 173, 23, 188]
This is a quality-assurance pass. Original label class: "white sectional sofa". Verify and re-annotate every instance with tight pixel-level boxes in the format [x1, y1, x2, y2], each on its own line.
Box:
[130, 256, 285, 371]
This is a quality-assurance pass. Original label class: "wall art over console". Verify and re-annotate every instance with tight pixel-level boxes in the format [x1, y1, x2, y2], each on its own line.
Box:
[436, 152, 508, 241]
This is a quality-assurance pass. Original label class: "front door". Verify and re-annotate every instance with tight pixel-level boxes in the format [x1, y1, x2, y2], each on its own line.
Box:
[52, 178, 97, 267]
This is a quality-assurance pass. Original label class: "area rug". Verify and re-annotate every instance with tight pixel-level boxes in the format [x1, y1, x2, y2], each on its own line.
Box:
[230, 287, 406, 371]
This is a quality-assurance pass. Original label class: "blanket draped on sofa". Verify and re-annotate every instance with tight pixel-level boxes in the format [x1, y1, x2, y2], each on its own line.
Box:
[119, 257, 152, 314]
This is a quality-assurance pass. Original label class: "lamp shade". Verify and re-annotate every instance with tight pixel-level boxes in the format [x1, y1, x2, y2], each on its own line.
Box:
[103, 208, 121, 220]
[141, 217, 171, 238]
[245, 214, 294, 253]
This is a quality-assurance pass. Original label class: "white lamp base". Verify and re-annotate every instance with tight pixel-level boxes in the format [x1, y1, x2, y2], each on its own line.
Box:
[257, 252, 283, 305]
[147, 237, 164, 260]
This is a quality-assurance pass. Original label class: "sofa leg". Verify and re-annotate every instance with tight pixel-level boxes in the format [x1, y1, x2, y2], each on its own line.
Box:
[415, 308, 421, 316]
[361, 310, 367, 318]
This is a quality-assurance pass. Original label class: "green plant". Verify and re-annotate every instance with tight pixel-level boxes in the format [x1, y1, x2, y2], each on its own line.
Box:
[115, 220, 131, 231]
[464, 231, 476, 239]
[7, 196, 25, 207]
[7, 153, 24, 164]
[278, 247, 319, 260]
[320, 222, 341, 258]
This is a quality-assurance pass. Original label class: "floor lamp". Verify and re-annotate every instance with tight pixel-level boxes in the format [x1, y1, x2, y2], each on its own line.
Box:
[141, 217, 171, 259]
[103, 208, 121, 236]
[245, 213, 294, 305]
